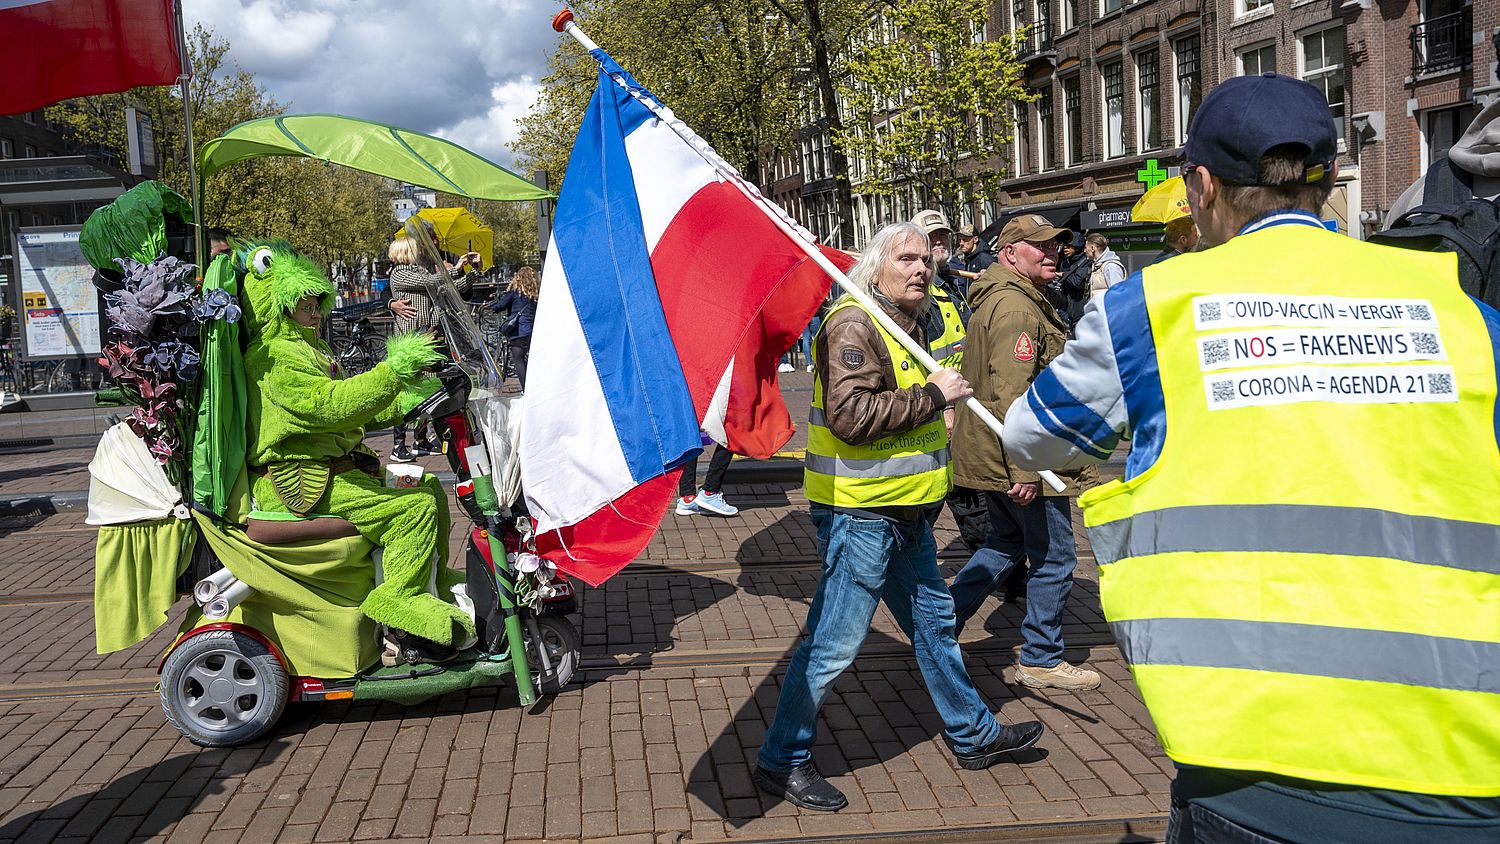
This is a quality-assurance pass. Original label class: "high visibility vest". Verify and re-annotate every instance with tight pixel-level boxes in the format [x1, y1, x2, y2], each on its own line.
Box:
[928, 284, 966, 368]
[805, 299, 952, 508]
[1080, 223, 1500, 796]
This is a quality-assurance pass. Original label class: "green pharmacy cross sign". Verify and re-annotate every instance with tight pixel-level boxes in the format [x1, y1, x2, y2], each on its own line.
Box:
[1137, 159, 1169, 190]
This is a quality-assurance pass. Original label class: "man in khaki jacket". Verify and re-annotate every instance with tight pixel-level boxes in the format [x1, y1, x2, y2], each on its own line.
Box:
[948, 214, 1100, 691]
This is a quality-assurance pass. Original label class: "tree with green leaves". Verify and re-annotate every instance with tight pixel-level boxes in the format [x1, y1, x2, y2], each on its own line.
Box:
[46, 25, 395, 277]
[837, 0, 1029, 221]
[513, 0, 865, 243]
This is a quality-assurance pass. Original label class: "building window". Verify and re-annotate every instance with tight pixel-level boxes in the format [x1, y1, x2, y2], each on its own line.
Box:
[1015, 102, 1031, 176]
[1063, 76, 1083, 166]
[1174, 36, 1201, 145]
[1061, 0, 1078, 30]
[1137, 49, 1161, 152]
[1012, 0, 1027, 33]
[22, 111, 35, 125]
[1102, 0, 1121, 14]
[1239, 43, 1275, 76]
[1038, 87, 1057, 171]
[1422, 104, 1476, 170]
[23, 145, 36, 159]
[0, 138, 12, 159]
[1033, 0, 1052, 52]
[1103, 61, 1125, 159]
[1299, 25, 1345, 144]
[1237, 0, 1272, 15]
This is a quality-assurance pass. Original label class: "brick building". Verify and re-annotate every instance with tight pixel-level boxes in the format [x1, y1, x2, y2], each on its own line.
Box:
[777, 0, 1480, 260]
[1344, 0, 1492, 233]
[993, 0, 1364, 270]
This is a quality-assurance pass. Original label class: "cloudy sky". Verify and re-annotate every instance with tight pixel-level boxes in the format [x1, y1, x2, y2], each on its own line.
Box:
[187, 0, 561, 169]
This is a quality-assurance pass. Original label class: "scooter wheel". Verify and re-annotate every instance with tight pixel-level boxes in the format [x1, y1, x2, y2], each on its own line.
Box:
[161, 630, 288, 747]
[524, 616, 580, 694]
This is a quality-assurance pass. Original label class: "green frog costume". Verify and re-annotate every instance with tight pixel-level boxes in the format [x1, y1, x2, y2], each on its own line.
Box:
[239, 241, 474, 646]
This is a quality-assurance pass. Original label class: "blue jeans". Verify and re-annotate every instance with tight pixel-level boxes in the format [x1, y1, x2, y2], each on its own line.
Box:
[757, 507, 1002, 771]
[948, 492, 1077, 667]
[798, 317, 821, 366]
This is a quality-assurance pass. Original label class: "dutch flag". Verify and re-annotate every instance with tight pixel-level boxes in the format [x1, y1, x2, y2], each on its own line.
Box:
[519, 50, 848, 585]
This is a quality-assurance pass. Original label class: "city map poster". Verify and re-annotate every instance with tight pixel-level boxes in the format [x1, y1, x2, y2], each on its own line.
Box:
[17, 227, 100, 358]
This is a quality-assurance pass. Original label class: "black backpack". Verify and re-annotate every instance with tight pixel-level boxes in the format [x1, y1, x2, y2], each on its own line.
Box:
[1369, 159, 1500, 311]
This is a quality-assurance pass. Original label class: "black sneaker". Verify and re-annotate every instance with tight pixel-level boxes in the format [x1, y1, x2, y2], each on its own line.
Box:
[412, 441, 442, 457]
[384, 629, 458, 665]
[952, 721, 1045, 770]
[390, 445, 417, 462]
[752, 763, 848, 811]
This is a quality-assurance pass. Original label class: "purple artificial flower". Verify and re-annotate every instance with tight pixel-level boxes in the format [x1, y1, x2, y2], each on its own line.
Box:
[195, 287, 242, 323]
[147, 435, 176, 465]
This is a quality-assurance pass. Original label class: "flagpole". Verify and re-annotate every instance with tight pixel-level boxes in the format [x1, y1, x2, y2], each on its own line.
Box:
[173, 0, 204, 271]
[550, 11, 1065, 492]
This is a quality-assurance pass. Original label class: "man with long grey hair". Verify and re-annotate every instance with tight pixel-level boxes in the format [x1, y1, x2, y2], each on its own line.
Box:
[753, 222, 1044, 813]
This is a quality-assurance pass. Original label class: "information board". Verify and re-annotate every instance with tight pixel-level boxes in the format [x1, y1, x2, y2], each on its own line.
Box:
[16, 227, 100, 359]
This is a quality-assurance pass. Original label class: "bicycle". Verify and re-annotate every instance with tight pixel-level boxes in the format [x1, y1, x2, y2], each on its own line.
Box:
[0, 344, 99, 395]
[328, 316, 387, 376]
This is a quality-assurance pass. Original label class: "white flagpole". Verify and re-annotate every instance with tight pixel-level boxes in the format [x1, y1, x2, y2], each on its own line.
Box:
[173, 0, 204, 270]
[550, 11, 1066, 492]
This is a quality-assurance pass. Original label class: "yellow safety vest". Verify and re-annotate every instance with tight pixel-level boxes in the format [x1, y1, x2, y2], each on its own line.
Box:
[805, 299, 952, 508]
[1080, 223, 1500, 796]
[928, 284, 966, 368]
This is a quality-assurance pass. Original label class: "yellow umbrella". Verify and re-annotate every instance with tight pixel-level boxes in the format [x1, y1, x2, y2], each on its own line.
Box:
[394, 207, 494, 271]
[1131, 176, 1190, 223]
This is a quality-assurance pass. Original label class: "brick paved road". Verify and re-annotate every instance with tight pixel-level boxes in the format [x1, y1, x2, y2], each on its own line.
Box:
[0, 505, 1166, 841]
[0, 407, 1167, 842]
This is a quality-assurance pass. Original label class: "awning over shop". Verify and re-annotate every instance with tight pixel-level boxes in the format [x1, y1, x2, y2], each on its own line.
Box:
[980, 202, 1085, 242]
[0, 156, 134, 206]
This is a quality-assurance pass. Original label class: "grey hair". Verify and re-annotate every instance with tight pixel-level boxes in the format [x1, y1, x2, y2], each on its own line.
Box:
[845, 221, 929, 299]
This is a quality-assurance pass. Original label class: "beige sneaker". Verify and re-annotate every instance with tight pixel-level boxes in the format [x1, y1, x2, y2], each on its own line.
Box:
[1015, 661, 1101, 691]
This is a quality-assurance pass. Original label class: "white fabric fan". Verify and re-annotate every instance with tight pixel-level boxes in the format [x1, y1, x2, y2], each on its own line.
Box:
[87, 423, 188, 525]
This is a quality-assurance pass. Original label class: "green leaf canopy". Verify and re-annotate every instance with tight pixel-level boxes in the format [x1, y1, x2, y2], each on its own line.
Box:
[200, 114, 552, 201]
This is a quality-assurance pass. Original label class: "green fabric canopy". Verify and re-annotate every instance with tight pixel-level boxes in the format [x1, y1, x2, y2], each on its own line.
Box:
[199, 114, 552, 201]
[78, 180, 193, 270]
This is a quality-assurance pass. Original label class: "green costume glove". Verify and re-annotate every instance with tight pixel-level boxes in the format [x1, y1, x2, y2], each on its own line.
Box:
[384, 332, 443, 382]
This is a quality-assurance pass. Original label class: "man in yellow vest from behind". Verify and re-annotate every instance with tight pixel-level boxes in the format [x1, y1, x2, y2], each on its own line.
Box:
[753, 222, 1044, 813]
[1001, 73, 1500, 841]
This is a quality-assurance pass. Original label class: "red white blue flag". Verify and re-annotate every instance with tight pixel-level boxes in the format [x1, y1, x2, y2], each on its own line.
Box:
[0, 0, 181, 115]
[520, 50, 846, 585]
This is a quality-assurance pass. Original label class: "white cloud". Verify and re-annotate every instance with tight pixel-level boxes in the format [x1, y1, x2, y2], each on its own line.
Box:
[436, 77, 543, 172]
[186, 0, 560, 167]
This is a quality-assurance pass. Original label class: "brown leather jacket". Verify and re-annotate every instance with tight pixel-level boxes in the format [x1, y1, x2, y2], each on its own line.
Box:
[952, 264, 1095, 496]
[814, 295, 948, 447]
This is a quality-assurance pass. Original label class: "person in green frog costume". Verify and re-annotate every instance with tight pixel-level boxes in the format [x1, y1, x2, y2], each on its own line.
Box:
[237, 240, 475, 652]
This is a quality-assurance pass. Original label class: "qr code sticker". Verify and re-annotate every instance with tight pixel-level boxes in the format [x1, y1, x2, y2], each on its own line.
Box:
[1198, 302, 1222, 323]
[1410, 332, 1440, 356]
[1407, 303, 1433, 321]
[1210, 379, 1236, 403]
[1202, 338, 1230, 366]
[1427, 372, 1453, 394]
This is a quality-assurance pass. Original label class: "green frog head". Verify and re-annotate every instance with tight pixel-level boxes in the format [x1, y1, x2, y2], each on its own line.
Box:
[236, 240, 335, 344]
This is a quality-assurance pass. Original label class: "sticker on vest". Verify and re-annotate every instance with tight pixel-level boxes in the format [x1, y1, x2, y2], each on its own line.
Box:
[841, 347, 866, 368]
[1203, 364, 1458, 410]
[1193, 295, 1439, 331]
[1197, 327, 1448, 371]
[900, 360, 910, 370]
[1014, 332, 1035, 361]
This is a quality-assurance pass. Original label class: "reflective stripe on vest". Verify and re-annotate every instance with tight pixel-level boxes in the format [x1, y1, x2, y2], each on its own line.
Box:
[804, 299, 951, 508]
[928, 285, 966, 368]
[1078, 225, 1500, 796]
[1088, 503, 1500, 574]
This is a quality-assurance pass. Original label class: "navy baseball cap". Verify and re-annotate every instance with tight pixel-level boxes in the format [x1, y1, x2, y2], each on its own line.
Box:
[1182, 73, 1338, 186]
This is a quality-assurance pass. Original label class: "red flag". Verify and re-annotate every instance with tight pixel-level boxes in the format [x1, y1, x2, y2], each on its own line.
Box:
[0, 0, 182, 116]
